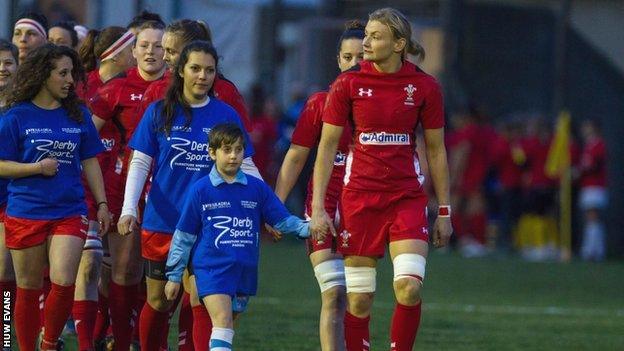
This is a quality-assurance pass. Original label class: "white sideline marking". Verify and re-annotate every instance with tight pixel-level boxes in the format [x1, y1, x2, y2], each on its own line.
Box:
[253, 297, 624, 318]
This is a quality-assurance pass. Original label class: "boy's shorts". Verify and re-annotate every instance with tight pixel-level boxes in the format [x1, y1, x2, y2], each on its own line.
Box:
[141, 229, 173, 261]
[4, 215, 88, 249]
[338, 188, 429, 257]
[194, 262, 257, 299]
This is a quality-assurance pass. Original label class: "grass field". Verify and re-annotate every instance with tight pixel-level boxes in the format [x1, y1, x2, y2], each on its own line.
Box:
[55, 238, 624, 350]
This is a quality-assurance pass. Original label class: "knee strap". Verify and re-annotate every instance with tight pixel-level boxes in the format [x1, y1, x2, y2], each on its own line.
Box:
[393, 253, 426, 283]
[314, 259, 345, 293]
[344, 266, 376, 293]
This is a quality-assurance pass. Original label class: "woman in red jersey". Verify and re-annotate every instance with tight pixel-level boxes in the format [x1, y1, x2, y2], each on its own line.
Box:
[310, 8, 452, 351]
[0, 41, 19, 341]
[88, 20, 167, 351]
[273, 20, 364, 350]
[72, 26, 137, 351]
[11, 12, 48, 64]
[0, 44, 109, 351]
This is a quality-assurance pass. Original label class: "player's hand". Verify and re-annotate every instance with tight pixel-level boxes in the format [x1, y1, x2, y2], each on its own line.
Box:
[117, 215, 138, 236]
[265, 223, 283, 242]
[164, 281, 180, 301]
[432, 216, 452, 248]
[310, 208, 335, 242]
[96, 204, 111, 236]
[38, 158, 59, 176]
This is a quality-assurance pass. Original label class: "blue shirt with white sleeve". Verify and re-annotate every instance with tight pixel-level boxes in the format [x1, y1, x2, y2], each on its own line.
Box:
[166, 166, 309, 283]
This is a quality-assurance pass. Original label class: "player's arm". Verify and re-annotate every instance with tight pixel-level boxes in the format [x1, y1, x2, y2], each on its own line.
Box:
[118, 150, 152, 235]
[274, 144, 311, 202]
[82, 157, 110, 235]
[91, 114, 106, 131]
[310, 123, 342, 239]
[261, 183, 310, 239]
[424, 127, 452, 248]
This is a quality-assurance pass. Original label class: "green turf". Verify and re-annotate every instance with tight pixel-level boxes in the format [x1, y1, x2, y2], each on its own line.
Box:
[50, 239, 624, 350]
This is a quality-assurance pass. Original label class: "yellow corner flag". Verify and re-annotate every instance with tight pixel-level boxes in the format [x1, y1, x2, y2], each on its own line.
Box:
[545, 111, 572, 261]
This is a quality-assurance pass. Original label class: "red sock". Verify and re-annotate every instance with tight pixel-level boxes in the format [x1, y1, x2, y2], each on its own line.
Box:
[133, 284, 146, 344]
[344, 311, 370, 351]
[108, 282, 138, 351]
[73, 300, 98, 351]
[158, 291, 182, 351]
[93, 293, 110, 341]
[192, 305, 212, 351]
[178, 293, 194, 351]
[139, 303, 169, 351]
[467, 213, 487, 244]
[42, 284, 75, 347]
[40, 276, 51, 329]
[14, 287, 41, 351]
[390, 302, 422, 351]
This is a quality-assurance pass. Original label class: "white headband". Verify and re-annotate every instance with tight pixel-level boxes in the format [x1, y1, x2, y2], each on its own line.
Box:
[14, 18, 47, 39]
[100, 31, 135, 61]
[74, 25, 88, 40]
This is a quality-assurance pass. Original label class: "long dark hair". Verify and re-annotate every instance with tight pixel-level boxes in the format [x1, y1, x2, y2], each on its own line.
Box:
[78, 26, 128, 72]
[50, 21, 79, 47]
[9, 44, 86, 123]
[336, 19, 365, 54]
[160, 41, 218, 135]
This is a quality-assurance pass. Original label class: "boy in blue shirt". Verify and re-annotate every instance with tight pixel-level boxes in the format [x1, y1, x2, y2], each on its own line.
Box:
[164, 123, 309, 350]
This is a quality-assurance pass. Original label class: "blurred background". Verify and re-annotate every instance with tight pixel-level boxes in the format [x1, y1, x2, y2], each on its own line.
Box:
[2, 0, 623, 261]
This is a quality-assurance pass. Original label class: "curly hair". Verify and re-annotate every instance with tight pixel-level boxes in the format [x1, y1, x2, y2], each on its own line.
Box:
[8, 44, 86, 123]
[160, 40, 218, 136]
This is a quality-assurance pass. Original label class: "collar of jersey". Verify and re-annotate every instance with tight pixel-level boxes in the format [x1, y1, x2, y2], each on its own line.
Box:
[209, 165, 247, 186]
[190, 96, 210, 108]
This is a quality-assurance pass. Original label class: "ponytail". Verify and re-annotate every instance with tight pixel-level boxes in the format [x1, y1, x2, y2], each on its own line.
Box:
[78, 29, 100, 72]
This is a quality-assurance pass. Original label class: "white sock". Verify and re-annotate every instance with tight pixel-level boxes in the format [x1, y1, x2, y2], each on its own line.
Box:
[210, 327, 235, 351]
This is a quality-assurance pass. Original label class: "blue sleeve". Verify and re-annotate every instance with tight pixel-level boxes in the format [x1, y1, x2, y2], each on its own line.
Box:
[274, 215, 310, 239]
[80, 109, 105, 160]
[226, 106, 254, 158]
[0, 113, 20, 161]
[166, 185, 203, 282]
[128, 103, 159, 157]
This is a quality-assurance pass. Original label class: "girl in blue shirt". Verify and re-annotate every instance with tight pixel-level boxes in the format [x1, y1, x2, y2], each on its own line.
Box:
[0, 44, 109, 351]
[117, 41, 258, 350]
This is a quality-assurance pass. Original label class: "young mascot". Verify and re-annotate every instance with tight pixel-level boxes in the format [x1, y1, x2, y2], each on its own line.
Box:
[164, 123, 309, 351]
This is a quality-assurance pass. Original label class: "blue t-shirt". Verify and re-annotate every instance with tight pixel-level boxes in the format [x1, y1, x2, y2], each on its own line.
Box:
[129, 98, 254, 233]
[177, 167, 290, 269]
[0, 102, 104, 219]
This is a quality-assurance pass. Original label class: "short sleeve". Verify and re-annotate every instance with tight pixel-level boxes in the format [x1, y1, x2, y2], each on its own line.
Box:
[291, 93, 325, 148]
[420, 79, 445, 129]
[128, 103, 160, 157]
[0, 113, 20, 161]
[176, 184, 203, 235]
[88, 82, 119, 121]
[322, 75, 352, 127]
[80, 109, 106, 160]
[259, 181, 290, 226]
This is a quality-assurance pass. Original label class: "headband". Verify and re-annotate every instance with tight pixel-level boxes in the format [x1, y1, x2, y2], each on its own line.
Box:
[74, 25, 88, 40]
[14, 18, 47, 39]
[100, 31, 135, 61]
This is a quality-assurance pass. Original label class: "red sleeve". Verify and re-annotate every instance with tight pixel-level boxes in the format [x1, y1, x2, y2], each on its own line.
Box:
[214, 77, 252, 132]
[291, 92, 327, 148]
[420, 78, 445, 129]
[322, 75, 352, 127]
[137, 82, 164, 121]
[88, 81, 120, 121]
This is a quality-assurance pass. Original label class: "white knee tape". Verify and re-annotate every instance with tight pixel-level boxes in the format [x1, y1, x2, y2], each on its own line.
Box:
[344, 266, 376, 293]
[313, 259, 346, 293]
[393, 254, 426, 283]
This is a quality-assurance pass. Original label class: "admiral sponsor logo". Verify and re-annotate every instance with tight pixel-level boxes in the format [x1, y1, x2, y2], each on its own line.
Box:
[62, 127, 81, 134]
[359, 132, 410, 145]
[334, 151, 346, 166]
[203, 201, 231, 211]
[403, 84, 416, 106]
[358, 88, 373, 97]
[25, 128, 52, 135]
[241, 200, 258, 209]
[130, 93, 143, 101]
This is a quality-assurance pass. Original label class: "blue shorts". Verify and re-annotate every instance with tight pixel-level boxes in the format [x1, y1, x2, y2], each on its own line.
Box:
[195, 262, 258, 299]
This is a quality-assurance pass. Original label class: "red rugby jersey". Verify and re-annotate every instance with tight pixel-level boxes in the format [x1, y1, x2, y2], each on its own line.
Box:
[89, 67, 164, 142]
[291, 91, 351, 209]
[323, 60, 444, 192]
[76, 70, 103, 102]
[580, 138, 606, 188]
[137, 73, 252, 131]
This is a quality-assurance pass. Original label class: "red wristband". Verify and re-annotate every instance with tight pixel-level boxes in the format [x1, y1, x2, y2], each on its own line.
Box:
[438, 205, 451, 217]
